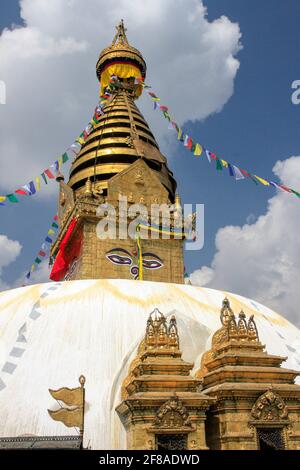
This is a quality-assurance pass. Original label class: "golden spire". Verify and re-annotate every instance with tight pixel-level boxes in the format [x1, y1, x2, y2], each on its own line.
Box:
[69, 24, 177, 201]
[112, 19, 129, 46]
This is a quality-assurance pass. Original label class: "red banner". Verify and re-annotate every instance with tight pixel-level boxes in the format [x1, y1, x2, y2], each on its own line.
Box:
[50, 218, 82, 281]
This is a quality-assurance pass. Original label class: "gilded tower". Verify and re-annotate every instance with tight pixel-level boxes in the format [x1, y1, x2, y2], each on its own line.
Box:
[50, 21, 184, 283]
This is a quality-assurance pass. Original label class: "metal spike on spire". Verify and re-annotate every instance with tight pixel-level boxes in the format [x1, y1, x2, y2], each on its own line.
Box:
[112, 19, 129, 46]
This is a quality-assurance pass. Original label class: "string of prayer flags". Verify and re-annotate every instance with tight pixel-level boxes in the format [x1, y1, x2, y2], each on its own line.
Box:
[0, 152, 70, 207]
[24, 215, 59, 284]
[0, 86, 116, 208]
[142, 80, 300, 199]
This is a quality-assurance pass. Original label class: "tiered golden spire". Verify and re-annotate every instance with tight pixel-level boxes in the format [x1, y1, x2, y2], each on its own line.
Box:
[68, 22, 176, 201]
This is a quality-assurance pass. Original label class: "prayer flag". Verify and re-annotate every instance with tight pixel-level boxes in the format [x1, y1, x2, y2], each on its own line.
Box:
[279, 184, 292, 193]
[194, 143, 202, 156]
[7, 194, 19, 203]
[15, 189, 27, 196]
[228, 164, 234, 176]
[221, 160, 228, 168]
[44, 169, 55, 179]
[187, 137, 193, 150]
[35, 177, 41, 191]
[216, 159, 223, 171]
[254, 175, 270, 186]
[29, 181, 36, 195]
[41, 173, 48, 184]
[233, 166, 245, 180]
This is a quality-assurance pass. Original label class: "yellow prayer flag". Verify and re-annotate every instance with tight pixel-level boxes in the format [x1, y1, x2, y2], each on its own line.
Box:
[221, 160, 228, 168]
[35, 177, 41, 191]
[0, 196, 6, 203]
[31, 264, 35, 272]
[58, 157, 63, 169]
[254, 175, 270, 186]
[77, 137, 85, 145]
[48, 229, 55, 235]
[194, 143, 203, 156]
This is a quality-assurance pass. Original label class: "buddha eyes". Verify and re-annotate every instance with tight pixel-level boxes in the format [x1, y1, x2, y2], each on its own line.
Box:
[106, 254, 132, 266]
[142, 259, 163, 270]
[106, 250, 164, 271]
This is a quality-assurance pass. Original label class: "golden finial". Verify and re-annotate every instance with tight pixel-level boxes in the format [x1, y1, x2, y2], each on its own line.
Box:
[175, 193, 182, 210]
[84, 177, 92, 196]
[79, 375, 86, 388]
[112, 19, 129, 46]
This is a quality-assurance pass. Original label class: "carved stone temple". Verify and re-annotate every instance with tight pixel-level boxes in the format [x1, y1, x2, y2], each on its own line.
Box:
[0, 22, 300, 451]
[116, 302, 300, 450]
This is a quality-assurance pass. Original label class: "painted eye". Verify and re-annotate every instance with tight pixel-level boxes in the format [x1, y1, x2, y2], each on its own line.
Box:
[142, 259, 163, 270]
[106, 254, 132, 266]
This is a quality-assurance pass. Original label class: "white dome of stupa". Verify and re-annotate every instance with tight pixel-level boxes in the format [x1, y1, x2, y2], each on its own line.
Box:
[0, 279, 299, 449]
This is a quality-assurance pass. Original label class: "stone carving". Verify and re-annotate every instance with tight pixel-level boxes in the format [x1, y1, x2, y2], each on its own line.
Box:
[251, 390, 288, 422]
[247, 315, 259, 342]
[144, 309, 179, 351]
[220, 298, 234, 327]
[155, 395, 190, 428]
[214, 298, 260, 346]
[134, 169, 145, 185]
[237, 311, 248, 339]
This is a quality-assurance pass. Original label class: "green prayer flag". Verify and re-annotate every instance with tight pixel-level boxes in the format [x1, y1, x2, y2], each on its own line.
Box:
[216, 159, 223, 171]
[291, 190, 300, 198]
[52, 222, 59, 229]
[35, 258, 42, 264]
[41, 173, 48, 184]
[7, 194, 19, 203]
[62, 152, 69, 163]
[249, 174, 259, 185]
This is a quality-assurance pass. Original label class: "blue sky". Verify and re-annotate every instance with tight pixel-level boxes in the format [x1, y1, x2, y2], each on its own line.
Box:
[0, 0, 299, 298]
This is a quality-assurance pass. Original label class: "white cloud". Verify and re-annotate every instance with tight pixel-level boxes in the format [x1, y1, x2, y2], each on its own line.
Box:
[0, 235, 22, 289]
[0, 0, 241, 193]
[189, 156, 300, 326]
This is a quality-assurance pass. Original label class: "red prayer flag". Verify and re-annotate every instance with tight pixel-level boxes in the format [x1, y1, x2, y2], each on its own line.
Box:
[187, 137, 193, 150]
[240, 169, 250, 177]
[38, 250, 46, 257]
[279, 184, 292, 193]
[44, 169, 55, 179]
[15, 189, 28, 195]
